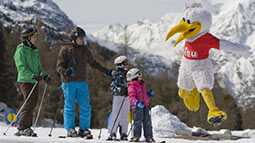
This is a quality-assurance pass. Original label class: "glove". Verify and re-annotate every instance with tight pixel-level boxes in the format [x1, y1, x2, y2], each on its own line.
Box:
[33, 75, 42, 82]
[63, 67, 73, 77]
[43, 74, 50, 83]
[147, 90, 154, 98]
[107, 69, 113, 76]
[134, 100, 144, 109]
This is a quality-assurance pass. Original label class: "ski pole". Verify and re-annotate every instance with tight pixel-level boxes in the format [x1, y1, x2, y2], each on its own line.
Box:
[3, 82, 38, 135]
[33, 74, 50, 132]
[98, 128, 102, 140]
[48, 89, 64, 137]
[109, 96, 126, 136]
[98, 94, 111, 139]
[127, 121, 134, 137]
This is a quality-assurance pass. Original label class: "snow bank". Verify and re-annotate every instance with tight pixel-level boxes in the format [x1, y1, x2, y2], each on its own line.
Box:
[0, 102, 12, 122]
[151, 105, 190, 136]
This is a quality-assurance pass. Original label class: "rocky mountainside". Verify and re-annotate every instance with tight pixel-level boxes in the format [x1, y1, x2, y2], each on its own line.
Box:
[0, 0, 75, 41]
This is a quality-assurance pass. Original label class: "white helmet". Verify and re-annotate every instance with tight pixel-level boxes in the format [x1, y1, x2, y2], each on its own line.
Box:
[126, 68, 140, 81]
[114, 55, 128, 69]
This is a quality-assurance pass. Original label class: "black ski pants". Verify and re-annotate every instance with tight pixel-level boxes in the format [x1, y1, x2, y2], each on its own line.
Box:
[132, 106, 153, 138]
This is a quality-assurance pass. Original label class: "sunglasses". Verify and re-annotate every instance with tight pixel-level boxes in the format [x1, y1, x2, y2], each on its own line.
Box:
[135, 71, 142, 76]
[117, 61, 129, 67]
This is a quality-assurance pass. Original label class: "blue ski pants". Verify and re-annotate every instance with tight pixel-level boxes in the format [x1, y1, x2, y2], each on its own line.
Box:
[62, 81, 91, 130]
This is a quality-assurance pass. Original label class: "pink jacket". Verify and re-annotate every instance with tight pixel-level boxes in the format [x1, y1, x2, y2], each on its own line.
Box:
[128, 80, 149, 109]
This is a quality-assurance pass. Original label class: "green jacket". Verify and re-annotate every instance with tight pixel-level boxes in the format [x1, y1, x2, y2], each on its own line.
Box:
[14, 42, 45, 83]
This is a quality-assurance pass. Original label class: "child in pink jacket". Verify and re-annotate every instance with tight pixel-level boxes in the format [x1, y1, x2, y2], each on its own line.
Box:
[127, 68, 155, 142]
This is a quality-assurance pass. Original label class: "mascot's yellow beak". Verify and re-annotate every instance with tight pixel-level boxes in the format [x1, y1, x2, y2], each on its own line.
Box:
[165, 18, 201, 47]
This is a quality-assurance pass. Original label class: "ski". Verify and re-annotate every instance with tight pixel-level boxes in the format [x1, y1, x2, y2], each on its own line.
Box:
[31, 133, 37, 137]
[58, 135, 93, 140]
[129, 140, 165, 143]
[13, 132, 38, 137]
[160, 130, 250, 141]
[106, 139, 120, 141]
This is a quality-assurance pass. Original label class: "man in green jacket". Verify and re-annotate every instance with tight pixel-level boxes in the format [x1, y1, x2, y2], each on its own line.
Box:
[13, 27, 49, 136]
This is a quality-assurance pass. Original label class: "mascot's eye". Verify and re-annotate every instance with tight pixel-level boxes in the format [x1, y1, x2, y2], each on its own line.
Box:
[183, 17, 186, 22]
[187, 19, 191, 24]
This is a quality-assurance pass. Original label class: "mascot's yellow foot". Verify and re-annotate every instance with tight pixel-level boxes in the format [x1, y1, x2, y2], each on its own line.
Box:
[207, 108, 227, 126]
[179, 88, 200, 111]
[200, 88, 227, 126]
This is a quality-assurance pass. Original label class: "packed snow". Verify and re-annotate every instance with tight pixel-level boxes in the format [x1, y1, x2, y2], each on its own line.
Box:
[91, 0, 255, 108]
[151, 105, 190, 136]
[1, 102, 255, 143]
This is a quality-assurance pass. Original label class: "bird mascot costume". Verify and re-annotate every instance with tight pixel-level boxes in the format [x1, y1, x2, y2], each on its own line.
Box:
[165, 3, 251, 126]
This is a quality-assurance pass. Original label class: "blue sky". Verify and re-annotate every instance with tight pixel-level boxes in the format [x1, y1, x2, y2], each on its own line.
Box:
[52, 0, 190, 33]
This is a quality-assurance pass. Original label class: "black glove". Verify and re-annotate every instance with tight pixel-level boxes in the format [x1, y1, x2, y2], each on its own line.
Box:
[147, 90, 154, 98]
[33, 75, 42, 82]
[106, 69, 113, 76]
[43, 74, 50, 83]
[63, 68, 73, 77]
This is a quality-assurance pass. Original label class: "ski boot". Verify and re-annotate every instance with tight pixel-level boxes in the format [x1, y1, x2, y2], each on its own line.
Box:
[145, 136, 156, 142]
[130, 136, 140, 142]
[107, 133, 118, 141]
[78, 129, 93, 139]
[14, 128, 37, 137]
[67, 128, 78, 137]
[120, 133, 128, 141]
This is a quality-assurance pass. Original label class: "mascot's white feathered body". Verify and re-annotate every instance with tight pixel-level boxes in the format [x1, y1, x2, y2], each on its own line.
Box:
[165, 3, 251, 126]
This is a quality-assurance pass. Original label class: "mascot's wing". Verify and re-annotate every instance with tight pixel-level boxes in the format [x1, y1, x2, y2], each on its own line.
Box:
[220, 39, 252, 57]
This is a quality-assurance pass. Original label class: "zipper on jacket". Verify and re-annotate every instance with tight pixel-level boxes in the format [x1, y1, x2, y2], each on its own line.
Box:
[72, 56, 76, 65]
[141, 86, 145, 104]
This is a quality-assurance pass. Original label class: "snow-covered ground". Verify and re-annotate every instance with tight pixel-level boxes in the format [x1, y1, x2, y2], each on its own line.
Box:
[1, 127, 255, 143]
[1, 103, 255, 143]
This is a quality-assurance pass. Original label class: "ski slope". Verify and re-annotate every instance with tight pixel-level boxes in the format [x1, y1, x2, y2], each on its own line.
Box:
[1, 103, 255, 143]
[0, 124, 255, 143]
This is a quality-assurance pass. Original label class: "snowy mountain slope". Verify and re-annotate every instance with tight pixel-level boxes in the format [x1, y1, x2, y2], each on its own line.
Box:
[92, 13, 182, 59]
[90, 13, 183, 77]
[209, 0, 255, 107]
[0, 0, 75, 41]
[92, 0, 255, 107]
